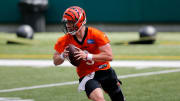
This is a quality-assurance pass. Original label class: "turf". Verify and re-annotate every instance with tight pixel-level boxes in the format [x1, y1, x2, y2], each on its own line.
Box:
[0, 32, 180, 60]
[0, 67, 179, 101]
[124, 72, 180, 101]
[0, 32, 180, 101]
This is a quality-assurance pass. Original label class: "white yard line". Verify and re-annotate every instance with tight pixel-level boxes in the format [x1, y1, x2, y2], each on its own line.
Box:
[0, 97, 34, 101]
[0, 69, 180, 93]
[0, 59, 180, 68]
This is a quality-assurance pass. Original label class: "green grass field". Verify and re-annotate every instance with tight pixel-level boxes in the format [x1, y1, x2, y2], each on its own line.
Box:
[0, 32, 180, 101]
[0, 32, 180, 60]
[0, 67, 180, 101]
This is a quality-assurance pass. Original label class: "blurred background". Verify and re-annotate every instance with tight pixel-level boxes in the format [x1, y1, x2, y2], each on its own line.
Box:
[0, 0, 180, 32]
[0, 0, 180, 101]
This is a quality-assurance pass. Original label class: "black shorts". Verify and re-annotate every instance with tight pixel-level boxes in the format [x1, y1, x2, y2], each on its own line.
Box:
[79, 68, 122, 97]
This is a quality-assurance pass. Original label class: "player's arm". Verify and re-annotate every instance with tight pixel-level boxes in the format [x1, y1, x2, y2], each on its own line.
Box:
[75, 43, 113, 62]
[53, 46, 69, 66]
[53, 51, 65, 66]
[92, 43, 113, 62]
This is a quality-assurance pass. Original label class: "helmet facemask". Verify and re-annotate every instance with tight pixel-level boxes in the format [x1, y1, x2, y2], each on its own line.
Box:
[62, 20, 77, 35]
[62, 19, 86, 35]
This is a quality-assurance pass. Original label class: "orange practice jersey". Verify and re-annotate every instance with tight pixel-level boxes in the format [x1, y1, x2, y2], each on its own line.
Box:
[54, 27, 111, 78]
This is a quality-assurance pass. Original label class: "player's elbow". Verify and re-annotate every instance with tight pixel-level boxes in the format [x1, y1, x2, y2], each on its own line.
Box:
[53, 60, 63, 66]
[107, 54, 113, 61]
[53, 58, 58, 66]
[54, 61, 59, 66]
[109, 56, 113, 61]
[103, 52, 113, 61]
[53, 52, 64, 66]
[53, 54, 64, 66]
[53, 58, 62, 66]
[53, 60, 58, 66]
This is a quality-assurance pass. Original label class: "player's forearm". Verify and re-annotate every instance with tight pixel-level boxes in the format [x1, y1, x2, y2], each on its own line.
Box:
[53, 54, 64, 66]
[92, 53, 113, 62]
[91, 43, 113, 62]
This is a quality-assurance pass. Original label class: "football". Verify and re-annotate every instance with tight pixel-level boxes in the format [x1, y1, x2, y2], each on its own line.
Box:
[67, 44, 82, 66]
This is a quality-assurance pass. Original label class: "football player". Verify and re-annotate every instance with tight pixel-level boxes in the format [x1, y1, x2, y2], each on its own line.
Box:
[53, 6, 125, 101]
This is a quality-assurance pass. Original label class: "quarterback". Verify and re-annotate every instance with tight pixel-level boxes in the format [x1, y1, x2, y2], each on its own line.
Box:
[53, 6, 125, 101]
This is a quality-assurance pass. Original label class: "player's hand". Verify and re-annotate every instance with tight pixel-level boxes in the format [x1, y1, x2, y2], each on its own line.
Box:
[74, 47, 87, 60]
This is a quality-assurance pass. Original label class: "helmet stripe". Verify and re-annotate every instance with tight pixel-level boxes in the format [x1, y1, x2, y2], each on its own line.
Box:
[68, 10, 78, 21]
[71, 7, 80, 17]
[75, 10, 82, 25]
[64, 13, 74, 21]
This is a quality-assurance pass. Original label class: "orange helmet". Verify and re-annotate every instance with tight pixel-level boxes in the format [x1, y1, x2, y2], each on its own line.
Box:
[62, 6, 86, 35]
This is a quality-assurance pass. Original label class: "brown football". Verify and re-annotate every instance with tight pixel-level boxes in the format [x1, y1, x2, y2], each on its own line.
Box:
[67, 44, 82, 66]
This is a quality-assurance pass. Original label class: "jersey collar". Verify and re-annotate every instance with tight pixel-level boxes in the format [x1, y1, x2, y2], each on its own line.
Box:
[73, 27, 88, 45]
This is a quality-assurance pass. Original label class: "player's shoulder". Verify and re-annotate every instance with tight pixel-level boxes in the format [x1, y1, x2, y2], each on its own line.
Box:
[57, 34, 71, 42]
[88, 27, 106, 38]
[88, 27, 104, 34]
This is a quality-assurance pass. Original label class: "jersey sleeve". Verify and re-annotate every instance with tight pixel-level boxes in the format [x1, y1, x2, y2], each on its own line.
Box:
[54, 35, 68, 53]
[94, 30, 110, 47]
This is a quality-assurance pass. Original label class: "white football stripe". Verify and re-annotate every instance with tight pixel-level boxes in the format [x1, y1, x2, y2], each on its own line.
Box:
[0, 59, 180, 68]
[0, 69, 180, 93]
[0, 81, 78, 93]
[0, 97, 34, 101]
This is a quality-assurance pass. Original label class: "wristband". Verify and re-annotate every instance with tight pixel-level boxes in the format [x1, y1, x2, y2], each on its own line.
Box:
[59, 53, 65, 60]
[87, 53, 93, 61]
